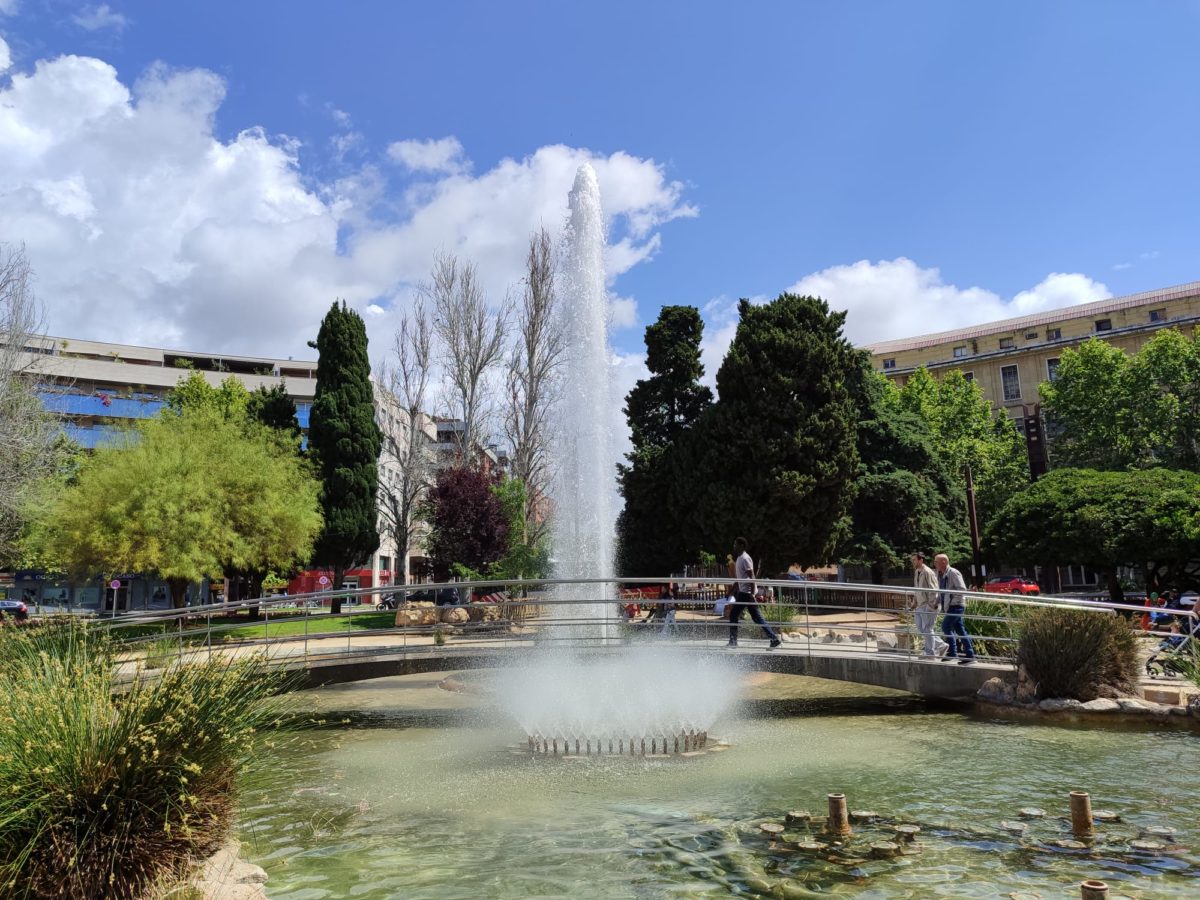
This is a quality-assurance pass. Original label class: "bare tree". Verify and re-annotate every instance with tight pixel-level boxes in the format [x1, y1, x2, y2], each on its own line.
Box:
[0, 244, 60, 562]
[504, 227, 563, 554]
[376, 299, 435, 584]
[427, 253, 509, 463]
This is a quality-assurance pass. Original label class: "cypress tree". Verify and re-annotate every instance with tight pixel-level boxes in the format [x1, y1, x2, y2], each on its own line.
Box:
[676, 294, 860, 575]
[248, 382, 301, 442]
[308, 301, 383, 614]
[616, 306, 712, 575]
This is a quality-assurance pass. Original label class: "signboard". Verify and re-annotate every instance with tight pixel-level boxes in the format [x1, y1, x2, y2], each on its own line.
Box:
[318, 575, 330, 587]
[109, 579, 121, 590]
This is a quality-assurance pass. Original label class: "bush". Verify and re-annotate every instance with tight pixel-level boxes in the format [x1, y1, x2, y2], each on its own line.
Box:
[1016, 607, 1138, 700]
[0, 621, 294, 898]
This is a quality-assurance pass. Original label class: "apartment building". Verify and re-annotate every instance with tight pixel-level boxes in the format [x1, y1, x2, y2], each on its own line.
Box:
[866, 281, 1200, 432]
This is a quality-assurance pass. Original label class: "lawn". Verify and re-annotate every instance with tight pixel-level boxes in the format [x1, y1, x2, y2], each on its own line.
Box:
[104, 607, 398, 645]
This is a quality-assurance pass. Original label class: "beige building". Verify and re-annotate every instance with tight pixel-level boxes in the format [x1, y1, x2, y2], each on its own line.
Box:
[866, 281, 1200, 433]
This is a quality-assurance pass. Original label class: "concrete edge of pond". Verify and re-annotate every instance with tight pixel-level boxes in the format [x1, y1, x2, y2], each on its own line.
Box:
[976, 675, 1200, 731]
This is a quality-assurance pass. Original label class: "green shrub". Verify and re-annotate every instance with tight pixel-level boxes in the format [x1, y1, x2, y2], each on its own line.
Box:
[0, 621, 295, 898]
[1016, 607, 1138, 700]
[964, 599, 1026, 659]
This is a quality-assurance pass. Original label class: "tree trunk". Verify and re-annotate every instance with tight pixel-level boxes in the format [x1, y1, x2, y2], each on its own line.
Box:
[167, 577, 189, 609]
[869, 563, 885, 586]
[1105, 569, 1125, 606]
[330, 565, 345, 615]
[246, 571, 264, 618]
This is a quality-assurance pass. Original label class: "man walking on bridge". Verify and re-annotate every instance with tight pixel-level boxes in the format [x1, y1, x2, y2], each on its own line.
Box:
[934, 553, 975, 664]
[910, 552, 942, 658]
[725, 537, 781, 650]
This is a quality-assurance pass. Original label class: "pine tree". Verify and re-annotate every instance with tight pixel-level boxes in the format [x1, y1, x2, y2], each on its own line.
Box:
[676, 295, 860, 574]
[247, 382, 301, 442]
[616, 306, 713, 575]
[308, 301, 383, 614]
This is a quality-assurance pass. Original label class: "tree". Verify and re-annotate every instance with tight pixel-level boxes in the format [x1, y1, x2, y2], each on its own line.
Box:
[165, 370, 250, 420]
[504, 228, 564, 561]
[1041, 331, 1200, 471]
[616, 305, 713, 575]
[36, 410, 321, 607]
[842, 363, 966, 583]
[377, 299, 435, 584]
[895, 367, 1027, 535]
[308, 301, 383, 614]
[676, 294, 860, 573]
[423, 465, 509, 580]
[247, 382, 301, 441]
[985, 467, 1200, 602]
[0, 244, 61, 563]
[488, 476, 551, 580]
[427, 253, 509, 462]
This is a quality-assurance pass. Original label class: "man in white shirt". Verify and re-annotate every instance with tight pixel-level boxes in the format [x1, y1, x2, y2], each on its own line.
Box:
[725, 537, 781, 650]
[910, 552, 944, 658]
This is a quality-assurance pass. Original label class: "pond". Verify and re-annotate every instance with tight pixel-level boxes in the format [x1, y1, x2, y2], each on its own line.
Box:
[239, 670, 1198, 898]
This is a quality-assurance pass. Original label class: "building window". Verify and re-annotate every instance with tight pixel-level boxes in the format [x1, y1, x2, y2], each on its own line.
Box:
[1001, 364, 1021, 401]
[1046, 358, 1060, 381]
[962, 371, 974, 383]
[999, 337, 1015, 350]
[1025, 331, 1039, 340]
[1047, 327, 1062, 341]
[1149, 308, 1167, 323]
[953, 346, 967, 359]
[882, 358, 896, 370]
[1094, 318, 1112, 332]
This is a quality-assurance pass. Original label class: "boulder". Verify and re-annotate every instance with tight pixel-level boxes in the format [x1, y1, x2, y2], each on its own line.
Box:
[1117, 697, 1165, 715]
[441, 606, 470, 625]
[977, 677, 1015, 705]
[1080, 698, 1120, 713]
[874, 632, 898, 651]
[848, 633, 866, 643]
[395, 607, 438, 627]
[1014, 666, 1038, 704]
[194, 839, 269, 900]
[1038, 698, 1084, 712]
[466, 603, 502, 623]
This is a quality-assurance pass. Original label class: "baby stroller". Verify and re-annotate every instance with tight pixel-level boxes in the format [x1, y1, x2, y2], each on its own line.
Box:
[1144, 619, 1197, 677]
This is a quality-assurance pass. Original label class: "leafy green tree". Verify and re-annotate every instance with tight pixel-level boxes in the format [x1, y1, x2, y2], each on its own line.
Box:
[308, 301, 383, 614]
[896, 367, 1027, 536]
[676, 294, 860, 573]
[423, 466, 509, 580]
[986, 467, 1200, 602]
[842, 364, 967, 582]
[165, 370, 250, 419]
[247, 382, 301, 441]
[488, 476, 550, 580]
[36, 410, 321, 607]
[617, 305, 713, 575]
[1041, 331, 1200, 471]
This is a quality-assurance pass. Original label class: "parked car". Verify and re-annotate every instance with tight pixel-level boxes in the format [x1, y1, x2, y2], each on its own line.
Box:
[983, 575, 1041, 596]
[0, 600, 30, 622]
[376, 587, 463, 610]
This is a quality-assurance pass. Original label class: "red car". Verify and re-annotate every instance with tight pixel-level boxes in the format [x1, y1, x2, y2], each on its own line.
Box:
[984, 575, 1041, 596]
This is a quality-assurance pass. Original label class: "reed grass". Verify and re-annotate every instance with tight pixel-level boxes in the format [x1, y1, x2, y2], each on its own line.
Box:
[0, 620, 295, 898]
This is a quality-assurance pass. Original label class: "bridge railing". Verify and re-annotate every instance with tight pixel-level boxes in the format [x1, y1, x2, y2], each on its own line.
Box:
[93, 576, 1185, 674]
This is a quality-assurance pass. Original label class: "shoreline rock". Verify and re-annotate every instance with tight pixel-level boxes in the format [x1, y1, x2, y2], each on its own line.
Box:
[974, 676, 1198, 726]
[188, 838, 269, 900]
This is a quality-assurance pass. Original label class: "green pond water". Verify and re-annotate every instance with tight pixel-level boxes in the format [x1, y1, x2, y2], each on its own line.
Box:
[239, 671, 1199, 898]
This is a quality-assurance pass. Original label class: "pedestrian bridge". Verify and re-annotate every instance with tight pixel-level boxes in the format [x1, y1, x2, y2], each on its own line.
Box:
[107, 575, 1125, 701]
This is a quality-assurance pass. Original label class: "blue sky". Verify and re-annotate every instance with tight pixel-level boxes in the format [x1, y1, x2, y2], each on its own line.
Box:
[2, 1, 1199, 375]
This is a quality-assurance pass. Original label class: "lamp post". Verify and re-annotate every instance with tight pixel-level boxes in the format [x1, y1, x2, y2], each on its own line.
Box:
[964, 464, 984, 589]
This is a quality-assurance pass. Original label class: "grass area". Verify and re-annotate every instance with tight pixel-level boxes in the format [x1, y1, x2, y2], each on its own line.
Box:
[218, 609, 397, 641]
[0, 620, 297, 897]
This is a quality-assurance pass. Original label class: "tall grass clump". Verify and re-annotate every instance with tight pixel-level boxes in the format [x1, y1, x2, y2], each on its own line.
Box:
[1016, 607, 1138, 701]
[0, 620, 295, 898]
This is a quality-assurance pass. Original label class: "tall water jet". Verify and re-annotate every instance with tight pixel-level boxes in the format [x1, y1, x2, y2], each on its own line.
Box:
[551, 163, 616, 641]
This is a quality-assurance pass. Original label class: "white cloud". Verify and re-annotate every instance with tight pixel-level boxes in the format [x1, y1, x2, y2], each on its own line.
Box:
[0, 35, 9, 73]
[0, 0, 18, 16]
[698, 259, 1111, 382]
[1140, 250, 1160, 260]
[1112, 262, 1131, 271]
[0, 48, 695, 362]
[609, 295, 638, 330]
[386, 136, 469, 175]
[72, 4, 128, 31]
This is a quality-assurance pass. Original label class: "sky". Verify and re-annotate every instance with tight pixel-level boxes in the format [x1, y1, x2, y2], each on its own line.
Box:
[3, 1, 1200, 400]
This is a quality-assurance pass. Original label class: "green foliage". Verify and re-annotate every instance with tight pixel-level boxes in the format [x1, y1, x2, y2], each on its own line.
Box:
[308, 302, 383, 606]
[0, 621, 296, 897]
[1041, 330, 1200, 471]
[617, 306, 713, 576]
[676, 294, 860, 572]
[986, 467, 1200, 593]
[165, 370, 250, 420]
[842, 364, 967, 580]
[34, 410, 322, 604]
[895, 367, 1027, 539]
[1017, 607, 1138, 700]
[488, 477, 550, 580]
[247, 382, 301, 441]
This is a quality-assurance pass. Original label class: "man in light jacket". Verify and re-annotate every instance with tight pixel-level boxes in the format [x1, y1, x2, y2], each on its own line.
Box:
[910, 552, 942, 658]
[934, 553, 975, 664]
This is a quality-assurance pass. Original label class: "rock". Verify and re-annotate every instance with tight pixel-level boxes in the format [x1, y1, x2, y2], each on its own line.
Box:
[1038, 698, 1084, 712]
[869, 841, 900, 858]
[893, 824, 921, 841]
[820, 632, 836, 644]
[1014, 666, 1037, 703]
[849, 810, 879, 823]
[1187, 694, 1200, 717]
[834, 634, 849, 644]
[395, 607, 438, 627]
[1092, 810, 1120, 823]
[1131, 839, 1165, 852]
[999, 821, 1027, 833]
[441, 606, 470, 625]
[193, 839, 270, 900]
[848, 633, 866, 643]
[1080, 698, 1120, 713]
[1117, 697, 1165, 715]
[466, 603, 502, 623]
[784, 810, 811, 824]
[1018, 807, 1046, 819]
[978, 677, 1015, 705]
[1168, 705, 1189, 717]
[874, 632, 897, 651]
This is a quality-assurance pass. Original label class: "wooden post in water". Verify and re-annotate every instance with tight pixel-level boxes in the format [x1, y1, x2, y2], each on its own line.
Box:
[827, 793, 852, 836]
[1070, 791, 1094, 838]
[1080, 880, 1109, 899]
